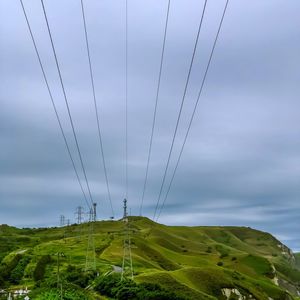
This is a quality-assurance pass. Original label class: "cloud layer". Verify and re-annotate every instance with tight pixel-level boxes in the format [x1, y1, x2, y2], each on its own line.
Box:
[0, 0, 299, 251]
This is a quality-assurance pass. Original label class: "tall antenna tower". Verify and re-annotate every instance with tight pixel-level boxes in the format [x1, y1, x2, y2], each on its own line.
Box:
[121, 199, 133, 280]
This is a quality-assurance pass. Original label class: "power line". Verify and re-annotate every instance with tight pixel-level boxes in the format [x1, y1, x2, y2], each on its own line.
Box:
[19, 0, 91, 211]
[80, 0, 115, 218]
[40, 0, 94, 207]
[152, 0, 208, 221]
[125, 0, 129, 200]
[156, 0, 230, 222]
[139, 0, 171, 217]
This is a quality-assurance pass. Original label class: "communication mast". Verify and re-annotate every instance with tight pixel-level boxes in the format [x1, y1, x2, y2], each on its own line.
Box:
[121, 199, 133, 280]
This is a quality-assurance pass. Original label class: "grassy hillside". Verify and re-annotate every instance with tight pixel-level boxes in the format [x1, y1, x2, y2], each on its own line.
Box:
[295, 253, 300, 266]
[0, 217, 299, 299]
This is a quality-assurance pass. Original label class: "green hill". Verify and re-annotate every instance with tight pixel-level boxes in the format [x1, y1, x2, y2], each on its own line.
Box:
[0, 217, 299, 299]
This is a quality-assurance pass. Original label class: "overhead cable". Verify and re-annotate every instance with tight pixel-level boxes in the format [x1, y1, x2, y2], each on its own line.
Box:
[153, 0, 208, 220]
[156, 0, 230, 221]
[80, 0, 114, 218]
[139, 0, 171, 217]
[19, 0, 91, 210]
[41, 0, 94, 207]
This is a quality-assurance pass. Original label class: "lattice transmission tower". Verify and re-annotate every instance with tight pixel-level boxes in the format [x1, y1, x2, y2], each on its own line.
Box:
[85, 204, 96, 272]
[75, 206, 84, 224]
[121, 199, 133, 280]
[60, 215, 65, 227]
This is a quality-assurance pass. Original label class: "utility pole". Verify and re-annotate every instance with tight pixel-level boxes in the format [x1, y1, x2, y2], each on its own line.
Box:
[121, 199, 133, 280]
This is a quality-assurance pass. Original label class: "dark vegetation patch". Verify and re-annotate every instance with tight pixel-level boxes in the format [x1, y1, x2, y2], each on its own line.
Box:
[241, 255, 274, 278]
[137, 272, 205, 299]
[215, 244, 230, 258]
[64, 265, 95, 288]
[0, 254, 23, 287]
[29, 283, 92, 300]
[95, 273, 188, 300]
[33, 255, 52, 282]
[95, 243, 110, 257]
[9, 255, 31, 284]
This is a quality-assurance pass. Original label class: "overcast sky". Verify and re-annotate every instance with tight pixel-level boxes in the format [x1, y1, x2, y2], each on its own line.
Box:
[0, 0, 299, 251]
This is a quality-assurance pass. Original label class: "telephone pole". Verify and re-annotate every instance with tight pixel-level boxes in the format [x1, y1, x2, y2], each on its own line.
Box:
[121, 199, 133, 280]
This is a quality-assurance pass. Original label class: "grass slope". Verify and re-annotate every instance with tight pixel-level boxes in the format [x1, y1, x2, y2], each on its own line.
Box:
[0, 217, 299, 299]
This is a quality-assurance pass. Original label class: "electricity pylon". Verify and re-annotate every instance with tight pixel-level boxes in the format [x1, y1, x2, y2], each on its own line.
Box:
[75, 206, 84, 239]
[121, 199, 133, 280]
[85, 206, 96, 272]
[60, 215, 65, 227]
[75, 206, 84, 224]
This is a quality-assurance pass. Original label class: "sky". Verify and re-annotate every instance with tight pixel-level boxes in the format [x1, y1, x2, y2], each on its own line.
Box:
[0, 0, 299, 251]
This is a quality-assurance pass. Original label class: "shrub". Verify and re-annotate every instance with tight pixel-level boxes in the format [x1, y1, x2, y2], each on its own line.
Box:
[206, 246, 212, 253]
[10, 256, 31, 284]
[31, 288, 91, 300]
[0, 254, 22, 281]
[64, 265, 94, 288]
[33, 255, 52, 281]
[94, 274, 187, 300]
[215, 245, 230, 258]
[220, 253, 228, 259]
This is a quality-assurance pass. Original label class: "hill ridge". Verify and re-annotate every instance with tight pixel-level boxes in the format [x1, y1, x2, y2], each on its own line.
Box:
[0, 217, 299, 299]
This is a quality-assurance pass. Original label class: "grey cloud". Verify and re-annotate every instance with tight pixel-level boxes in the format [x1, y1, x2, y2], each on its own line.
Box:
[0, 0, 299, 251]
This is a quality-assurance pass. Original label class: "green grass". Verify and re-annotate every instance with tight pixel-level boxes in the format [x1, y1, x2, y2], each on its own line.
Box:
[0, 217, 299, 299]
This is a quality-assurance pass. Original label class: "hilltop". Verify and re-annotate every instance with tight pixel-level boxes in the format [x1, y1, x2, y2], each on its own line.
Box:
[0, 217, 299, 299]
